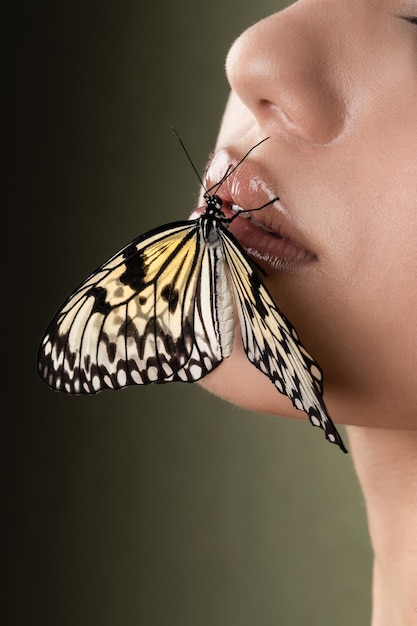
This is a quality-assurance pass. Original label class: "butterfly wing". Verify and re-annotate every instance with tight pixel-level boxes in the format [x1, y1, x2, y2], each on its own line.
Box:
[220, 227, 347, 453]
[38, 220, 233, 394]
[38, 202, 346, 450]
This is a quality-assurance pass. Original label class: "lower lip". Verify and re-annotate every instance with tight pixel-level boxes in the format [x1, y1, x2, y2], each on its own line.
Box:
[226, 211, 316, 270]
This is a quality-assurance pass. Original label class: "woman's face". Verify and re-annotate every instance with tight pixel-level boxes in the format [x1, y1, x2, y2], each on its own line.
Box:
[200, 0, 417, 429]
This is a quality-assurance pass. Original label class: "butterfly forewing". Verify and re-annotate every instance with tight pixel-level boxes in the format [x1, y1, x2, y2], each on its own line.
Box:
[38, 220, 231, 393]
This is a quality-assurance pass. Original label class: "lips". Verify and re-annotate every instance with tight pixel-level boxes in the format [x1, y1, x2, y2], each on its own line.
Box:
[196, 146, 317, 270]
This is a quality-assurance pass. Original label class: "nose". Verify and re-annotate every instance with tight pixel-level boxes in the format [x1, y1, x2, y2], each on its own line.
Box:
[225, 4, 350, 144]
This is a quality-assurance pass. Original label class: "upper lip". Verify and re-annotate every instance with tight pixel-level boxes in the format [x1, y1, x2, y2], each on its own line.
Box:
[200, 146, 317, 266]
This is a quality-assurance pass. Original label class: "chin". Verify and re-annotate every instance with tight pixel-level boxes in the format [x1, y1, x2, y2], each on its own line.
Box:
[198, 338, 307, 422]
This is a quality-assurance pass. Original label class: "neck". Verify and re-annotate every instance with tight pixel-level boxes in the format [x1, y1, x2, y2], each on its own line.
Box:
[347, 426, 417, 626]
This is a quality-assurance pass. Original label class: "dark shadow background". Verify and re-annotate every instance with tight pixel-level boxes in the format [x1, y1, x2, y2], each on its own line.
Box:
[5, 1, 372, 624]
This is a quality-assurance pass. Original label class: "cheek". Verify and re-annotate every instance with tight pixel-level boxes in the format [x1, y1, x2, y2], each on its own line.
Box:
[288, 244, 417, 428]
[199, 259, 417, 430]
[231, 241, 417, 430]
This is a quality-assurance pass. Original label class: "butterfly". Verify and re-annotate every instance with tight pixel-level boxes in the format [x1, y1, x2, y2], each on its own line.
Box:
[38, 138, 347, 453]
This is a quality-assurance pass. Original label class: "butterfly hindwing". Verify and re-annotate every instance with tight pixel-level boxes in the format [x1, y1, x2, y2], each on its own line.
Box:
[220, 226, 347, 452]
[38, 220, 233, 394]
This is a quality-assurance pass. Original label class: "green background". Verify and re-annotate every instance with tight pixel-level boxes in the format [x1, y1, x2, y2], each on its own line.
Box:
[5, 1, 372, 624]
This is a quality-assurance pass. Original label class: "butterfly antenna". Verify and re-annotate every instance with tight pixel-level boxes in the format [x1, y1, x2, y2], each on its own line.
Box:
[207, 136, 270, 195]
[171, 127, 207, 192]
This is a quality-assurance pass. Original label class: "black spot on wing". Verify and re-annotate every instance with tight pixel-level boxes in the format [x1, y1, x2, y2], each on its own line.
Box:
[120, 248, 147, 292]
[248, 272, 269, 318]
[103, 332, 117, 362]
[161, 284, 179, 313]
[87, 286, 112, 315]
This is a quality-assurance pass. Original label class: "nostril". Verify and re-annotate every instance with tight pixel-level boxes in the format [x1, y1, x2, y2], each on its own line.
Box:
[259, 99, 300, 134]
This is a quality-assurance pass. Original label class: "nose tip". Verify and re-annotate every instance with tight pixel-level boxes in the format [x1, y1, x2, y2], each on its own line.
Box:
[225, 11, 349, 145]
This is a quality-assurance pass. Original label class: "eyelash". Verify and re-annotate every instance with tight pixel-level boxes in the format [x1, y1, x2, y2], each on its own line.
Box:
[404, 16, 417, 24]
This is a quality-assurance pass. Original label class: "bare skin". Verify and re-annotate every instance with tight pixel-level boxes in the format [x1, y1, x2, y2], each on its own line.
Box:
[198, 1, 417, 623]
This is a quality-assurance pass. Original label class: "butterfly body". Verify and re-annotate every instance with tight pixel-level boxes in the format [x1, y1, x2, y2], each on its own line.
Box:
[38, 191, 347, 452]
